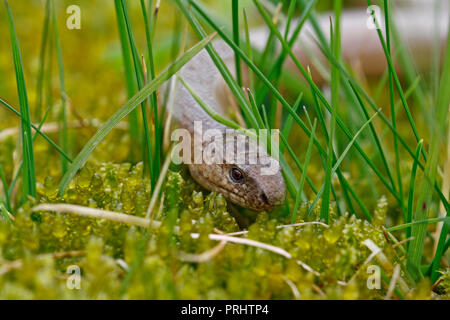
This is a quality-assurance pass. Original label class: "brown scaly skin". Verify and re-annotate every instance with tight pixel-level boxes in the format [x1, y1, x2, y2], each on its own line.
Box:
[188, 153, 286, 212]
[166, 42, 286, 212]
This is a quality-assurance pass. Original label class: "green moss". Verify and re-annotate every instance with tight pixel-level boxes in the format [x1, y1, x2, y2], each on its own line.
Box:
[0, 164, 443, 299]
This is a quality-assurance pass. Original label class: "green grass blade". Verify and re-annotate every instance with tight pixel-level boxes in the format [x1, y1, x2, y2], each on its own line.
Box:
[242, 9, 255, 93]
[406, 21, 450, 281]
[292, 119, 316, 223]
[406, 140, 423, 246]
[0, 164, 11, 212]
[0, 97, 72, 163]
[118, 0, 154, 184]
[366, 0, 421, 145]
[280, 93, 302, 151]
[5, 0, 36, 198]
[58, 33, 215, 195]
[308, 110, 381, 220]
[51, 0, 69, 174]
[390, 9, 429, 126]
[384, 0, 404, 212]
[321, 3, 341, 224]
[284, 0, 297, 40]
[231, 0, 242, 87]
[279, 132, 317, 195]
[255, 0, 316, 105]
[246, 89, 266, 130]
[34, 0, 51, 121]
[386, 217, 450, 233]
[8, 106, 52, 200]
[140, 0, 161, 183]
[348, 81, 397, 196]
[114, 0, 141, 160]
[313, 40, 449, 211]
[0, 201, 13, 224]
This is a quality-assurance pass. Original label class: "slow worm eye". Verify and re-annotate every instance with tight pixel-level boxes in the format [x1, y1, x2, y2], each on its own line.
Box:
[229, 167, 245, 184]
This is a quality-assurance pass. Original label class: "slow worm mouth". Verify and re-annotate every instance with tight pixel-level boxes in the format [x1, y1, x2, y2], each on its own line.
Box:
[200, 175, 269, 211]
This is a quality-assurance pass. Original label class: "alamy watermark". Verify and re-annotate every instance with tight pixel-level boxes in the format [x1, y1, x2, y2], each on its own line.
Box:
[366, 5, 383, 30]
[66, 265, 81, 290]
[66, 5, 81, 30]
[367, 265, 381, 289]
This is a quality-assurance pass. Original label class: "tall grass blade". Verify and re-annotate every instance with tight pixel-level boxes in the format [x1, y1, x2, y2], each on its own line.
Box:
[366, 0, 421, 145]
[8, 106, 52, 200]
[51, 0, 69, 174]
[406, 22, 450, 281]
[386, 217, 450, 233]
[231, 0, 242, 87]
[118, 0, 155, 185]
[321, 3, 341, 224]
[279, 132, 317, 195]
[314, 40, 448, 211]
[406, 140, 423, 247]
[114, 0, 141, 161]
[0, 164, 11, 212]
[34, 0, 51, 121]
[308, 110, 381, 220]
[5, 0, 36, 199]
[384, 0, 403, 211]
[292, 119, 316, 223]
[0, 97, 72, 162]
[140, 0, 161, 183]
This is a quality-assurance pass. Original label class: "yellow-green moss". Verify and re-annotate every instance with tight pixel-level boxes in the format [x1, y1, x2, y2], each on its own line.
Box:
[0, 164, 443, 299]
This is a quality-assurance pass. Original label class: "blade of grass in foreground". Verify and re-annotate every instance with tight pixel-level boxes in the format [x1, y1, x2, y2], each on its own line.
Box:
[8, 107, 52, 202]
[51, 0, 69, 174]
[0, 201, 14, 224]
[292, 119, 316, 223]
[315, 40, 449, 212]
[366, 0, 420, 146]
[406, 22, 450, 281]
[242, 9, 255, 93]
[58, 33, 216, 195]
[114, 0, 141, 161]
[118, 0, 154, 185]
[384, 0, 404, 213]
[284, 0, 297, 40]
[5, 0, 36, 199]
[279, 132, 317, 196]
[307, 110, 381, 220]
[385, 217, 450, 233]
[427, 23, 450, 283]
[321, 2, 341, 224]
[0, 97, 72, 162]
[34, 0, 51, 121]
[140, 0, 161, 185]
[280, 93, 302, 152]
[0, 164, 10, 212]
[405, 140, 423, 250]
[231, 0, 242, 88]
